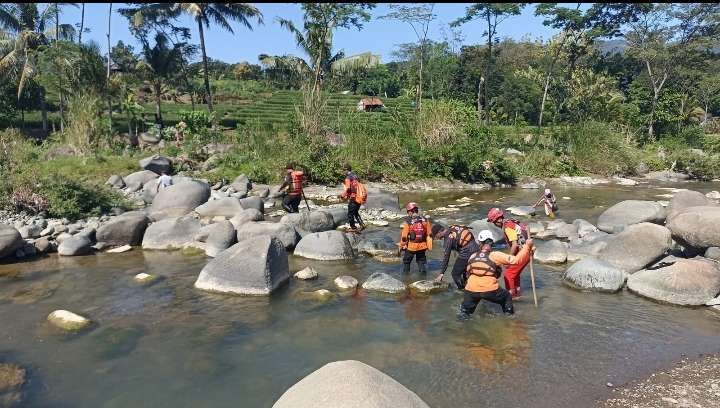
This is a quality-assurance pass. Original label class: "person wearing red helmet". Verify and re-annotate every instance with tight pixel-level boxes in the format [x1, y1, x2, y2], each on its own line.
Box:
[399, 202, 432, 274]
[488, 207, 531, 298]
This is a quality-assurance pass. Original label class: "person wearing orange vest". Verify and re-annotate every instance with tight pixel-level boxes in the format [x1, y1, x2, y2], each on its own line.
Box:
[458, 230, 535, 319]
[431, 223, 479, 290]
[399, 202, 432, 274]
[339, 164, 365, 232]
[279, 163, 305, 213]
[487, 207, 531, 298]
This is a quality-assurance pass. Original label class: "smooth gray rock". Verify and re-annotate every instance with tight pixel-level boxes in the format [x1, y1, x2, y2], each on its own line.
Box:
[139, 155, 172, 175]
[123, 170, 158, 189]
[357, 238, 397, 257]
[194, 236, 289, 295]
[322, 207, 349, 228]
[468, 219, 504, 243]
[705, 247, 720, 261]
[294, 231, 354, 261]
[334, 276, 359, 290]
[506, 206, 536, 217]
[96, 212, 149, 246]
[239, 196, 264, 214]
[281, 211, 335, 234]
[554, 223, 578, 239]
[627, 258, 720, 305]
[566, 240, 609, 262]
[666, 206, 720, 249]
[573, 219, 599, 238]
[545, 219, 568, 231]
[294, 266, 318, 280]
[0, 224, 25, 258]
[528, 222, 545, 234]
[18, 224, 41, 239]
[597, 200, 665, 233]
[644, 170, 689, 181]
[272, 360, 430, 408]
[34, 237, 52, 253]
[195, 197, 244, 219]
[534, 239, 567, 264]
[250, 184, 270, 198]
[229, 209, 264, 228]
[563, 256, 626, 292]
[150, 180, 211, 220]
[236, 221, 299, 250]
[141, 179, 161, 204]
[362, 272, 407, 294]
[142, 216, 202, 250]
[409, 280, 447, 294]
[666, 190, 714, 221]
[195, 221, 236, 257]
[363, 188, 399, 211]
[58, 234, 92, 256]
[598, 223, 673, 274]
[231, 174, 251, 194]
[106, 174, 125, 189]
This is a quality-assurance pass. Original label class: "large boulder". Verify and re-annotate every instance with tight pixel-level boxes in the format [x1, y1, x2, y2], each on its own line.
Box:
[666, 206, 720, 249]
[597, 223, 672, 274]
[139, 155, 172, 175]
[281, 211, 335, 234]
[572, 219, 599, 238]
[142, 216, 201, 250]
[96, 212, 149, 246]
[563, 256, 626, 292]
[150, 180, 211, 220]
[506, 206, 536, 217]
[566, 240, 609, 262]
[229, 209, 264, 228]
[58, 234, 93, 256]
[195, 197, 244, 219]
[123, 170, 158, 190]
[236, 222, 299, 250]
[195, 221, 236, 257]
[321, 207, 349, 228]
[273, 360, 430, 408]
[0, 224, 23, 259]
[239, 196, 264, 214]
[596, 200, 666, 233]
[627, 258, 720, 305]
[364, 188, 399, 211]
[468, 219, 504, 243]
[534, 239, 567, 264]
[106, 174, 125, 189]
[554, 223, 578, 239]
[294, 231, 354, 261]
[141, 179, 160, 204]
[666, 190, 714, 221]
[230, 174, 251, 194]
[194, 236, 289, 295]
[362, 272, 407, 294]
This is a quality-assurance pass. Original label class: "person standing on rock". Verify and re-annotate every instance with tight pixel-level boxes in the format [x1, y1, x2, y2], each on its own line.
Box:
[458, 230, 535, 319]
[399, 202, 432, 274]
[340, 164, 366, 232]
[533, 188, 558, 218]
[279, 163, 305, 213]
[488, 208, 530, 298]
[155, 171, 173, 193]
[432, 223, 479, 289]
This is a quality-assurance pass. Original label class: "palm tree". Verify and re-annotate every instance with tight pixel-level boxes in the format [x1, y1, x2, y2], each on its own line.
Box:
[136, 32, 186, 126]
[123, 3, 263, 113]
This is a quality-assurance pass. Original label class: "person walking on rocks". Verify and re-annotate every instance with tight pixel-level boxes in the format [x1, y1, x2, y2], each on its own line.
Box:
[155, 171, 173, 193]
[399, 202, 432, 274]
[533, 188, 558, 218]
[279, 163, 305, 213]
[488, 208, 531, 298]
[340, 164, 367, 232]
[432, 223, 479, 290]
[458, 230, 535, 319]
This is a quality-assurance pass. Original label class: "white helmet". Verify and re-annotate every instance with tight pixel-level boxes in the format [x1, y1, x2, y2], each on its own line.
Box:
[544, 188, 552, 195]
[476, 230, 495, 244]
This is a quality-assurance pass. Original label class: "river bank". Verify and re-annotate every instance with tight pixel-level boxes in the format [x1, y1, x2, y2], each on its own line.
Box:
[601, 354, 720, 408]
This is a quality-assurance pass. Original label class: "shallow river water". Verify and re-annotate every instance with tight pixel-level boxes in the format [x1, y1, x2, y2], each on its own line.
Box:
[1, 181, 720, 408]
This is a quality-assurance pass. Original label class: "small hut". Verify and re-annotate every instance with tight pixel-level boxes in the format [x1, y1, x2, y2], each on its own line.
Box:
[356, 97, 385, 112]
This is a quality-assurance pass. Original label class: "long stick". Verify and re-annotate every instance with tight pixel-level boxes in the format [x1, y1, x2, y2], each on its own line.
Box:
[301, 191, 311, 212]
[529, 252, 538, 307]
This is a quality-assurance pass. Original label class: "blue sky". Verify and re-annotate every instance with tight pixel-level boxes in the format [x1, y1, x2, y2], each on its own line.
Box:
[54, 3, 565, 65]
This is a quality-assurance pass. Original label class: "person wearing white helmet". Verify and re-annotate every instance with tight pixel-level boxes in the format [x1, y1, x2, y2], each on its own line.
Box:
[458, 229, 535, 319]
[533, 188, 558, 218]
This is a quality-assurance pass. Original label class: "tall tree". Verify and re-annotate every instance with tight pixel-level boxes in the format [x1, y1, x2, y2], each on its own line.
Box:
[380, 4, 436, 110]
[77, 3, 85, 44]
[452, 3, 525, 124]
[106, 3, 112, 130]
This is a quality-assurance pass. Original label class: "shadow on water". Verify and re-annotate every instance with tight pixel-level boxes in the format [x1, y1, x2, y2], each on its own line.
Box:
[1, 181, 720, 407]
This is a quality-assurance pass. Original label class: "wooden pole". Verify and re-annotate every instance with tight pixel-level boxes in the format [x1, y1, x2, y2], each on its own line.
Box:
[529, 252, 538, 307]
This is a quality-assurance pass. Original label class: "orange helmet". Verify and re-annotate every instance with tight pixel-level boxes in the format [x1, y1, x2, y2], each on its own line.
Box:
[406, 202, 419, 212]
[487, 207, 504, 223]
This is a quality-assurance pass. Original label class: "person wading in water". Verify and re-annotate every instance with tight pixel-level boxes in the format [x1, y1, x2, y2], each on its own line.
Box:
[279, 163, 305, 213]
[432, 223, 479, 290]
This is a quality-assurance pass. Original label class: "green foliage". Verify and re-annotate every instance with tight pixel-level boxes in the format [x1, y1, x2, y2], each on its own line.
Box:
[37, 175, 128, 220]
[179, 110, 214, 134]
[63, 93, 109, 155]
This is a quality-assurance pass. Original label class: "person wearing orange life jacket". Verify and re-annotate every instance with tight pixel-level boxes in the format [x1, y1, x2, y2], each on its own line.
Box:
[431, 223, 480, 290]
[458, 230, 535, 319]
[279, 163, 305, 213]
[339, 164, 366, 232]
[399, 202, 432, 274]
[488, 207, 531, 298]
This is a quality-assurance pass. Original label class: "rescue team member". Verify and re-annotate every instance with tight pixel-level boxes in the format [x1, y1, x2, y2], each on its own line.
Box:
[279, 163, 305, 213]
[399, 202, 432, 274]
[458, 230, 535, 319]
[431, 223, 479, 290]
[487, 208, 530, 298]
[533, 188, 558, 218]
[340, 164, 366, 232]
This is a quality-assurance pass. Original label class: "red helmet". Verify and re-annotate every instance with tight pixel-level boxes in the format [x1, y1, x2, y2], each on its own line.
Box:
[487, 207, 504, 223]
[406, 202, 419, 212]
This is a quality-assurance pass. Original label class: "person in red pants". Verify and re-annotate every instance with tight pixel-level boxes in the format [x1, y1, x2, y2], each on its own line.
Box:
[487, 208, 530, 298]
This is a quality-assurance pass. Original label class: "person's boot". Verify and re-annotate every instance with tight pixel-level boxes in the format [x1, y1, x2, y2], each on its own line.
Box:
[457, 307, 472, 321]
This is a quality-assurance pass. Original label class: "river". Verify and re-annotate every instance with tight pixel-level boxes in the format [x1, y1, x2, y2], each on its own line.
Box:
[1, 181, 719, 407]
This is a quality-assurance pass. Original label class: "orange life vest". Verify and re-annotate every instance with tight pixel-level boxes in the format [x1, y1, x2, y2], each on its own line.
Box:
[466, 248, 500, 279]
[449, 225, 474, 250]
[408, 217, 428, 243]
[289, 170, 304, 196]
[503, 219, 529, 246]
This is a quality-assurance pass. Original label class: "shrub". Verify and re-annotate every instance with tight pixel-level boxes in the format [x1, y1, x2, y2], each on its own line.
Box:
[63, 94, 109, 155]
[37, 175, 129, 220]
